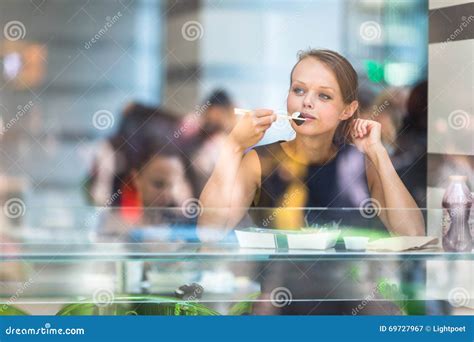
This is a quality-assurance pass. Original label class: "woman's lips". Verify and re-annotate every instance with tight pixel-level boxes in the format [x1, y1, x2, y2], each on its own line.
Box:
[291, 112, 317, 126]
[299, 112, 316, 120]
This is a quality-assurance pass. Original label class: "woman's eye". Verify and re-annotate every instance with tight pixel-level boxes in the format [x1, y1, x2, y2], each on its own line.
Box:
[319, 93, 331, 100]
[152, 180, 166, 188]
[292, 87, 305, 95]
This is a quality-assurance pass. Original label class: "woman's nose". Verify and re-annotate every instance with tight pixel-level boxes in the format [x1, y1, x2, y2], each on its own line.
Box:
[302, 93, 314, 109]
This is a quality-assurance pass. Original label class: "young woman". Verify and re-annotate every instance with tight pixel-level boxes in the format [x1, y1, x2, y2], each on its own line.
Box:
[196, 49, 426, 315]
[198, 49, 425, 239]
[98, 105, 196, 235]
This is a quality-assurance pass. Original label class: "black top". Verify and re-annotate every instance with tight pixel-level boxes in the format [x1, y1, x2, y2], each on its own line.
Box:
[246, 142, 401, 315]
[250, 141, 385, 231]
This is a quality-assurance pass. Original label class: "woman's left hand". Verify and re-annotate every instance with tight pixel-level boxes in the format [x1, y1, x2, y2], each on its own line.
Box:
[351, 119, 384, 156]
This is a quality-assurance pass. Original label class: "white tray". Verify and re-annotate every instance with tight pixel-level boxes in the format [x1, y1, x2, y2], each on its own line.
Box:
[235, 228, 340, 250]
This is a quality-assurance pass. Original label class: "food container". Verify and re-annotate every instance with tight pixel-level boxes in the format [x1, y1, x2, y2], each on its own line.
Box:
[343, 236, 370, 251]
[235, 228, 340, 250]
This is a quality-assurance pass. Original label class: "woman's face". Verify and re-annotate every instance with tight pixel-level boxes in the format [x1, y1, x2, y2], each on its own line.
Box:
[133, 155, 192, 208]
[287, 57, 351, 137]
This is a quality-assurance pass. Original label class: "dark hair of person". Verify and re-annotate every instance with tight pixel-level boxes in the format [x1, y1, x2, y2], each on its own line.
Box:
[204, 89, 233, 108]
[109, 103, 180, 176]
[405, 80, 427, 131]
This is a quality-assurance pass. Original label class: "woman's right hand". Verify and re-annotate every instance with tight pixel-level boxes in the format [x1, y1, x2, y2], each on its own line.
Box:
[228, 109, 276, 150]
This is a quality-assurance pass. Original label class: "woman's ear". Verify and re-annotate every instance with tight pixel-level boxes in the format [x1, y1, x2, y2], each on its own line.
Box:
[340, 100, 359, 120]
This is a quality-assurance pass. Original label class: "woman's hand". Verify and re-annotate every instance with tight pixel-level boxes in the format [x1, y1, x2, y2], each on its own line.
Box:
[351, 118, 385, 157]
[228, 109, 276, 151]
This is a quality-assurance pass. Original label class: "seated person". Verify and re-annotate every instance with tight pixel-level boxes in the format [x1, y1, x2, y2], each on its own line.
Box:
[131, 130, 194, 226]
[98, 106, 195, 238]
[197, 48, 425, 315]
[181, 89, 237, 193]
[86, 103, 180, 223]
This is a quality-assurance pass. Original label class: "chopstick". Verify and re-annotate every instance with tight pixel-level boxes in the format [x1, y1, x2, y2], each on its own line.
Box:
[234, 108, 306, 121]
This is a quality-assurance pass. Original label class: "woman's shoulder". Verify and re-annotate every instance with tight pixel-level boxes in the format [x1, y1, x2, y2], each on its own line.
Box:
[243, 141, 286, 187]
[250, 140, 285, 156]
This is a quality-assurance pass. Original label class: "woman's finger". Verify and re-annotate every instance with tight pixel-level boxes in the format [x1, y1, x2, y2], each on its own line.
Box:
[255, 115, 276, 126]
[257, 123, 272, 133]
[356, 119, 363, 138]
[357, 119, 371, 137]
[253, 109, 274, 118]
[361, 120, 368, 136]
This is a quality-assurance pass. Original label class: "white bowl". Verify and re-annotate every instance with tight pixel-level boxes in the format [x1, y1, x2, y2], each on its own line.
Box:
[343, 237, 369, 251]
[287, 230, 340, 250]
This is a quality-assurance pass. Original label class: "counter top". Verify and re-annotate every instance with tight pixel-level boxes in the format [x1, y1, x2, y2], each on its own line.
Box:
[1, 242, 472, 261]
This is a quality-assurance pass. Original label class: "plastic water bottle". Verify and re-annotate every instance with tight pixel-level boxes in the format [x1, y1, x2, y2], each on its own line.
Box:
[442, 175, 473, 252]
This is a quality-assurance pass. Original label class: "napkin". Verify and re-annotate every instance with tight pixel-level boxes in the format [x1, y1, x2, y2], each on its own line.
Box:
[367, 236, 439, 252]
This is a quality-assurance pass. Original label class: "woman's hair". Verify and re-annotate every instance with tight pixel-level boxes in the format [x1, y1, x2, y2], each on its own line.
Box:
[110, 103, 180, 176]
[204, 89, 233, 108]
[122, 105, 200, 198]
[405, 80, 427, 131]
[290, 49, 359, 145]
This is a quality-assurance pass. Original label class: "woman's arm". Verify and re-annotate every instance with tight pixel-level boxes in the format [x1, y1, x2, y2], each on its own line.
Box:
[353, 119, 425, 236]
[197, 109, 276, 241]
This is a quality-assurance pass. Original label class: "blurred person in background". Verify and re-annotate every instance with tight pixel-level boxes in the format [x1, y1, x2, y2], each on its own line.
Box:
[181, 89, 237, 193]
[363, 89, 405, 156]
[199, 89, 237, 135]
[396, 81, 428, 152]
[130, 119, 195, 225]
[356, 83, 377, 118]
[86, 103, 182, 222]
[358, 84, 426, 207]
[87, 102, 149, 207]
[392, 81, 428, 208]
[97, 105, 197, 238]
